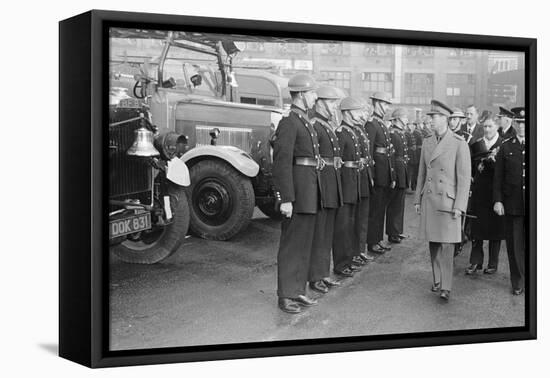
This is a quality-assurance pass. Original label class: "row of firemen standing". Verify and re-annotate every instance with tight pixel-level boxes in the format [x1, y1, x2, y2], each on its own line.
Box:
[271, 73, 526, 314]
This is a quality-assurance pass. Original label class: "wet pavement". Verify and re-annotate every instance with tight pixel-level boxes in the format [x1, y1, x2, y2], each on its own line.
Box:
[109, 194, 525, 351]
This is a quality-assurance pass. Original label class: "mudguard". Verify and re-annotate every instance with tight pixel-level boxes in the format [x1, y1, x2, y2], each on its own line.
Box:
[181, 145, 259, 177]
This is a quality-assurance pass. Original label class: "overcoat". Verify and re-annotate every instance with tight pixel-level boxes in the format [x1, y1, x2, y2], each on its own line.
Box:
[414, 130, 471, 243]
[469, 137, 506, 240]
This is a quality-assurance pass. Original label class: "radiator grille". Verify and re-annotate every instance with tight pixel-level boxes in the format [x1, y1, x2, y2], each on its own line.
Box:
[109, 108, 151, 199]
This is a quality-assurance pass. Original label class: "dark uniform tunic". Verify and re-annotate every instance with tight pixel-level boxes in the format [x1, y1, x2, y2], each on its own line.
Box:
[386, 126, 409, 238]
[493, 135, 526, 291]
[412, 129, 423, 191]
[308, 112, 343, 282]
[365, 114, 395, 246]
[272, 105, 321, 298]
[468, 136, 505, 269]
[405, 129, 418, 191]
[499, 125, 517, 140]
[333, 123, 361, 272]
[351, 123, 374, 255]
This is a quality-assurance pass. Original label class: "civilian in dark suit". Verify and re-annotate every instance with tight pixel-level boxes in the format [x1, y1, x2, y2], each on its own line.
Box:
[462, 105, 485, 145]
[465, 117, 505, 275]
[365, 92, 394, 254]
[386, 108, 410, 243]
[272, 74, 321, 314]
[493, 107, 526, 295]
[308, 86, 344, 294]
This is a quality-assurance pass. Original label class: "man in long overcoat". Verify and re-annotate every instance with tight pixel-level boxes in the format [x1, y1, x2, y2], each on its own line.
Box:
[414, 100, 471, 301]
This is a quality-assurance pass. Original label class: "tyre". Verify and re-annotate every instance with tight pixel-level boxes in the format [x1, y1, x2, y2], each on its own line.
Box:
[111, 184, 190, 264]
[258, 201, 284, 221]
[188, 159, 255, 240]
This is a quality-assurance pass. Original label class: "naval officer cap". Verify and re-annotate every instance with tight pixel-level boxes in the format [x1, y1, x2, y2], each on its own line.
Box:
[369, 91, 393, 104]
[511, 106, 525, 122]
[426, 99, 453, 117]
[496, 106, 515, 119]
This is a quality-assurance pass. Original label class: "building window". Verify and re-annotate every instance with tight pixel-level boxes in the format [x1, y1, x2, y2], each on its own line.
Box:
[363, 43, 393, 56]
[361, 72, 393, 94]
[245, 42, 265, 52]
[320, 70, 351, 90]
[446, 73, 476, 107]
[321, 42, 350, 55]
[404, 73, 434, 104]
[405, 46, 434, 57]
[449, 48, 474, 57]
[278, 43, 309, 55]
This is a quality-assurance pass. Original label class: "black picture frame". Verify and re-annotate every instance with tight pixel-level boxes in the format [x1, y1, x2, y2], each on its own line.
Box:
[59, 9, 537, 368]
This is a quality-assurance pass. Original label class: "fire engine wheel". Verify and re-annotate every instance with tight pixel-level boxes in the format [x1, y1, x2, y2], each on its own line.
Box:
[188, 159, 255, 240]
[258, 201, 284, 221]
[111, 185, 190, 264]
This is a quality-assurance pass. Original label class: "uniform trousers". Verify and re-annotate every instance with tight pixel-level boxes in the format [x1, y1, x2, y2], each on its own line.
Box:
[505, 215, 525, 290]
[429, 242, 455, 291]
[353, 198, 370, 255]
[333, 203, 357, 272]
[367, 186, 392, 246]
[386, 188, 405, 237]
[308, 208, 337, 282]
[277, 212, 316, 298]
[469, 240, 501, 269]
[408, 164, 418, 191]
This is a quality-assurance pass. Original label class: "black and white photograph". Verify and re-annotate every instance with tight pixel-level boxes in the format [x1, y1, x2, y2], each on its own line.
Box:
[107, 25, 529, 351]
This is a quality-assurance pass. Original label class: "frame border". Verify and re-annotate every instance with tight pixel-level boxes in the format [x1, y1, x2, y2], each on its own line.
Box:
[59, 9, 537, 368]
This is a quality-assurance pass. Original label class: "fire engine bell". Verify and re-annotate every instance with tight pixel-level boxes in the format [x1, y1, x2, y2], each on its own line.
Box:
[127, 127, 160, 157]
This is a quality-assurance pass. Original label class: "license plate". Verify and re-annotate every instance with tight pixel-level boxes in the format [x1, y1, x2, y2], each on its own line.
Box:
[109, 212, 152, 239]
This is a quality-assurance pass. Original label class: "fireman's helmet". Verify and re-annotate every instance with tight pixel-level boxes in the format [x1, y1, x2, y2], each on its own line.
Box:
[389, 108, 409, 121]
[340, 96, 364, 111]
[369, 91, 393, 104]
[316, 85, 342, 100]
[288, 74, 317, 92]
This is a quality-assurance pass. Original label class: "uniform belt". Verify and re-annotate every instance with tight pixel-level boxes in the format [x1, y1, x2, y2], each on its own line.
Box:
[374, 147, 388, 154]
[321, 157, 335, 166]
[294, 157, 325, 170]
[343, 160, 360, 168]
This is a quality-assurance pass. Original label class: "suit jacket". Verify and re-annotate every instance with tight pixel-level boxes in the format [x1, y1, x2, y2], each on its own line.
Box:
[365, 115, 394, 187]
[272, 105, 321, 214]
[351, 124, 373, 198]
[493, 136, 525, 216]
[414, 129, 472, 242]
[461, 122, 484, 145]
[390, 127, 410, 189]
[336, 124, 361, 204]
[312, 113, 344, 208]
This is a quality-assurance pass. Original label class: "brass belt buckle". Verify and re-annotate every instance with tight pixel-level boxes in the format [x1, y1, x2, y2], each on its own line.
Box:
[334, 157, 343, 169]
[316, 157, 326, 171]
